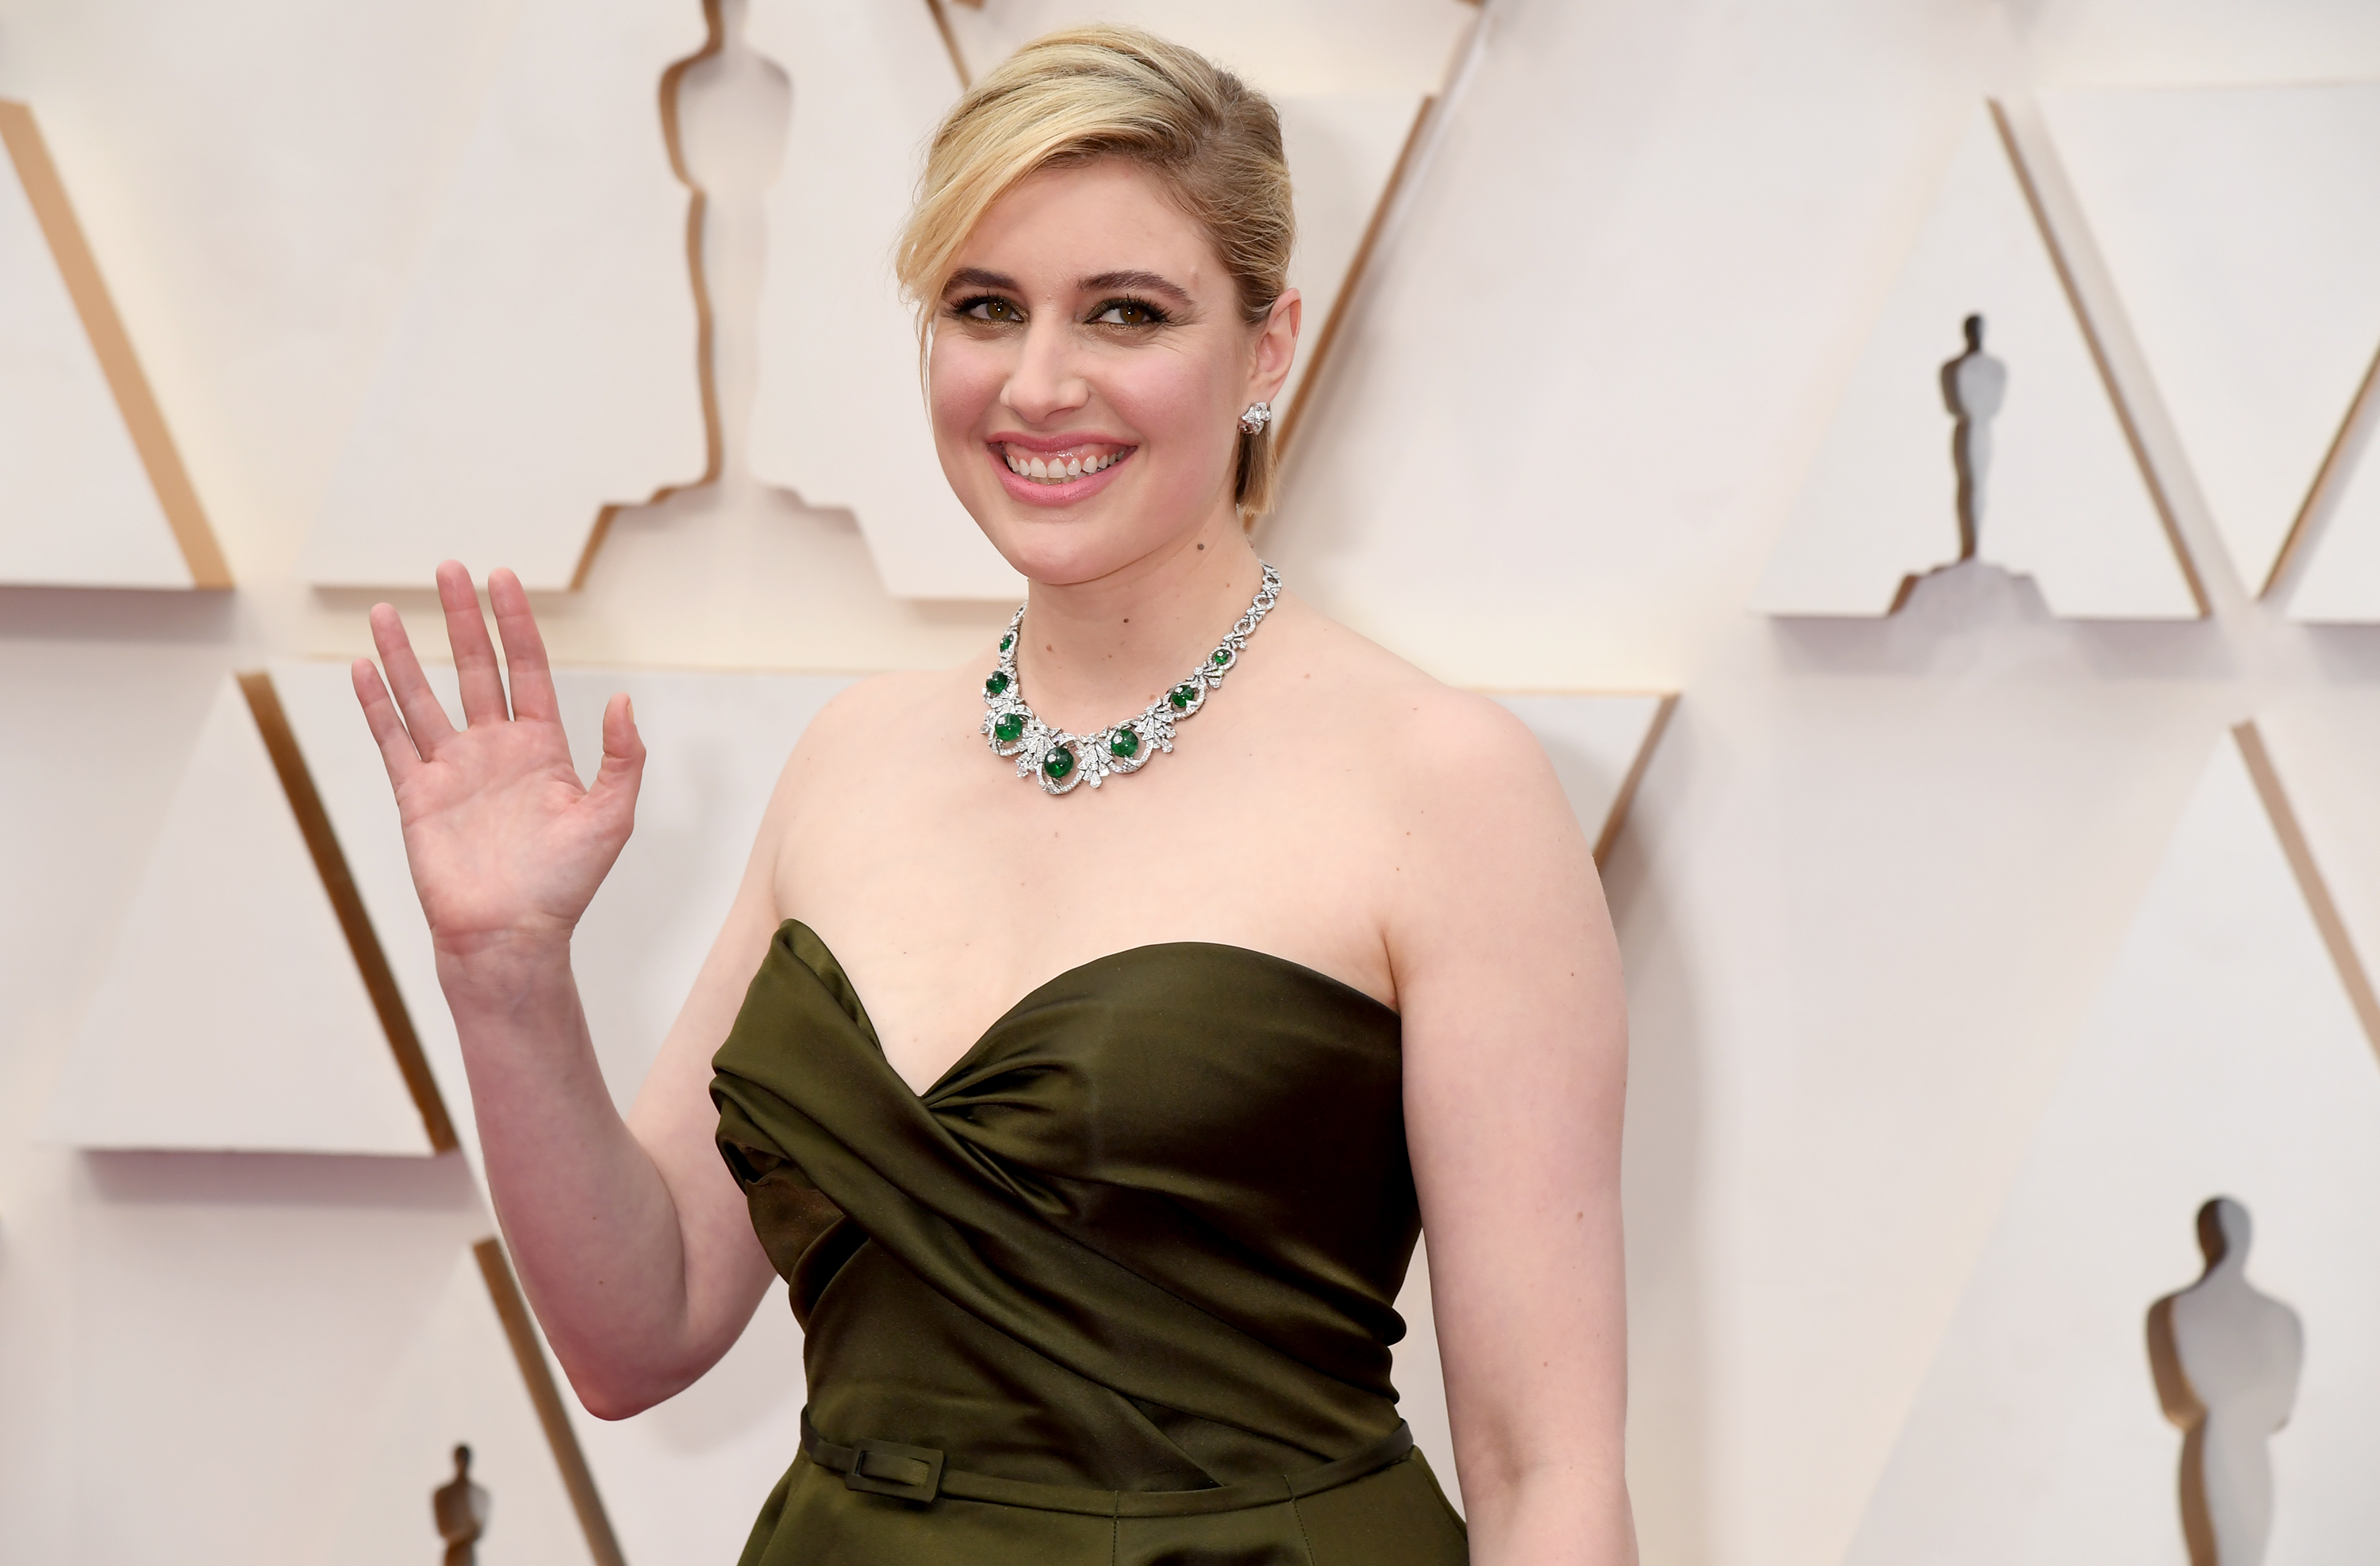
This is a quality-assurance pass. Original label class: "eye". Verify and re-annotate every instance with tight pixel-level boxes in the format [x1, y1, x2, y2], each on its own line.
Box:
[1088, 297, 1169, 328]
[952, 294, 1026, 324]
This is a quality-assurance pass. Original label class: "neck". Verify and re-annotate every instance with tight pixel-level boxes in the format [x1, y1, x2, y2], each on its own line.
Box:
[1014, 511, 1265, 734]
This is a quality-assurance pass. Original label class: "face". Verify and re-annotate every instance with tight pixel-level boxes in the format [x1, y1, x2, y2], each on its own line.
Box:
[927, 158, 1299, 586]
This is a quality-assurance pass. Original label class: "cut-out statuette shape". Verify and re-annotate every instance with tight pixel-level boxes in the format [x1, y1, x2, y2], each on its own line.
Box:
[2148, 1196, 2304, 1566]
[434, 1443, 490, 1566]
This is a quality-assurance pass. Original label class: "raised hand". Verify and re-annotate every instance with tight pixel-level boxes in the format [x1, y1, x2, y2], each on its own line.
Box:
[352, 562, 645, 975]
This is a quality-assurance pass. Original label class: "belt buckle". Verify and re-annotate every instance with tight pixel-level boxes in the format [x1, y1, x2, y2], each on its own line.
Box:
[843, 1437, 946, 1504]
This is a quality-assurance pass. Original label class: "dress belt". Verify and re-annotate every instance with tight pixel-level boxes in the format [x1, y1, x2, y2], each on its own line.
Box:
[800, 1410, 1416, 1517]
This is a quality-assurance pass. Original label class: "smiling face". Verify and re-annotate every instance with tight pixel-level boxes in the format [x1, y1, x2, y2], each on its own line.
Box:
[928, 158, 1298, 586]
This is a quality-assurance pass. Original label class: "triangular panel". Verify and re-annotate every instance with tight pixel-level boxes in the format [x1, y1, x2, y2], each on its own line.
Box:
[1755, 106, 2198, 620]
[1842, 727, 2380, 1566]
[0, 102, 225, 589]
[300, 0, 708, 590]
[45, 675, 434, 1154]
[318, 1242, 601, 1566]
[1270, 91, 1430, 433]
[2291, 397, 2380, 620]
[2042, 84, 2380, 600]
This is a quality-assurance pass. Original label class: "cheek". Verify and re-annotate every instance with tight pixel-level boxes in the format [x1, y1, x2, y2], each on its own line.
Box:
[1103, 351, 1233, 460]
[927, 335, 1008, 445]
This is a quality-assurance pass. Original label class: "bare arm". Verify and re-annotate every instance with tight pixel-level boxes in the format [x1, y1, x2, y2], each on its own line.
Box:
[1390, 696, 1636, 1564]
[355, 564, 781, 1418]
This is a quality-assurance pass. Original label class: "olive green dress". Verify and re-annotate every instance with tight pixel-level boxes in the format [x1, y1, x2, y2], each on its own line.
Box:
[710, 921, 1468, 1565]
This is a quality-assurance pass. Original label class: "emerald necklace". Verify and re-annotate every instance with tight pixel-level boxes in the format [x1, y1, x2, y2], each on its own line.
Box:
[980, 562, 1281, 796]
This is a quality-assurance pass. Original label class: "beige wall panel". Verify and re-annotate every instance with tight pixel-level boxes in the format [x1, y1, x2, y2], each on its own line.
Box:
[1843, 730, 2380, 1566]
[0, 103, 195, 589]
[299, 0, 708, 591]
[1270, 92, 1431, 431]
[1753, 107, 2198, 620]
[2284, 400, 2380, 621]
[2041, 84, 2380, 603]
[31, 1152, 494, 1566]
[43, 675, 433, 1156]
[321, 1244, 596, 1566]
[936, 0, 1473, 96]
[744, 0, 1019, 601]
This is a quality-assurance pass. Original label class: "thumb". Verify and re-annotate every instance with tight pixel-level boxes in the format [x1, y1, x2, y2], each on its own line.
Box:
[587, 693, 645, 818]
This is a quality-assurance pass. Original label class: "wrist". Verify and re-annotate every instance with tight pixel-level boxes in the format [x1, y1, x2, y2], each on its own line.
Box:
[433, 927, 575, 1006]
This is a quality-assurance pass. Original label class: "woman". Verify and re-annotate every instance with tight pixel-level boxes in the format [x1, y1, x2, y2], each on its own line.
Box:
[354, 26, 1633, 1565]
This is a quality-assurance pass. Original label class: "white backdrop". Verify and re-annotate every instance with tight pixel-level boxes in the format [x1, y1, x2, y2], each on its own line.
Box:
[7, 2, 2380, 1564]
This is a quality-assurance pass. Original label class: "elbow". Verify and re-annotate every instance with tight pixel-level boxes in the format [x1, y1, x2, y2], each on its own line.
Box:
[576, 1384, 659, 1422]
[563, 1359, 697, 1422]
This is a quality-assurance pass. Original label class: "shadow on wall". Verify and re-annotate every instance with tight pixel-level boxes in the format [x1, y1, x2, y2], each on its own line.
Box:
[80, 1147, 484, 1212]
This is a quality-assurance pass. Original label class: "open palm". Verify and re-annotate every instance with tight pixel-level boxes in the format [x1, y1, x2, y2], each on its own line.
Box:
[352, 562, 644, 965]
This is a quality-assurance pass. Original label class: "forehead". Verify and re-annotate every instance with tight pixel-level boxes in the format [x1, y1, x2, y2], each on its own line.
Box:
[953, 158, 1221, 294]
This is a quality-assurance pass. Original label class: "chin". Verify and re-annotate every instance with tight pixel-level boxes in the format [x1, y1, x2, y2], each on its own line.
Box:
[952, 468, 1215, 590]
[977, 511, 1166, 589]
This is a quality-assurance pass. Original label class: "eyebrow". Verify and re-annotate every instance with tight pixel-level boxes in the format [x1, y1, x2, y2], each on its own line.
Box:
[944, 267, 1020, 296]
[940, 267, 1194, 309]
[1081, 270, 1192, 307]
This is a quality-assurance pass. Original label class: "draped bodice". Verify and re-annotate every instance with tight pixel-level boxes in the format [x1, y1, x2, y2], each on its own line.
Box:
[709, 919, 1419, 1492]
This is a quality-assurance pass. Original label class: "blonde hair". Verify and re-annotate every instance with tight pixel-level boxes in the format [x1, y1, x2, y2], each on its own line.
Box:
[895, 25, 1296, 522]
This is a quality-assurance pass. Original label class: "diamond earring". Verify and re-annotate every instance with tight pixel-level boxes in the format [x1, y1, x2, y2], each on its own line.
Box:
[1238, 401, 1273, 436]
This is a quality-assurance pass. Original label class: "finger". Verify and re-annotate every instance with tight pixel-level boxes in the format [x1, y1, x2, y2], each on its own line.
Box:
[585, 693, 646, 827]
[351, 658, 424, 786]
[438, 560, 509, 727]
[369, 601, 457, 751]
[488, 568, 559, 724]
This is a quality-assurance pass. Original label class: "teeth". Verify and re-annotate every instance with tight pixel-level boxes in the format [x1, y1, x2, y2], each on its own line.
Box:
[1000, 445, 1130, 483]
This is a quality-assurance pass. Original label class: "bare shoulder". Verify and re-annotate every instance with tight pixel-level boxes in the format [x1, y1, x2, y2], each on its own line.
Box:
[764, 665, 963, 808]
[798, 666, 952, 746]
[1267, 594, 1568, 828]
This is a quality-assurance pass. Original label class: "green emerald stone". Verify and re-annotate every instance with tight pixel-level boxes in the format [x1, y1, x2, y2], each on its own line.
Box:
[999, 632, 1015, 653]
[985, 671, 1010, 697]
[1169, 685, 1196, 711]
[1109, 727, 1139, 758]
[1211, 649, 1230, 666]
[1042, 745, 1075, 781]
[993, 712, 1024, 743]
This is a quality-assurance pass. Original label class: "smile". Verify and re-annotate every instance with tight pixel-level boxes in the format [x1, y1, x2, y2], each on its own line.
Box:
[998, 443, 1133, 484]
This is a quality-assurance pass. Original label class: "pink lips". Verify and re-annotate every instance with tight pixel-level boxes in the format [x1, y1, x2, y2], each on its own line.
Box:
[988, 440, 1137, 506]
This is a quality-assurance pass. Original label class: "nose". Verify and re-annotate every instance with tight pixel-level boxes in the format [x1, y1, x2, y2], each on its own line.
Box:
[1000, 316, 1090, 424]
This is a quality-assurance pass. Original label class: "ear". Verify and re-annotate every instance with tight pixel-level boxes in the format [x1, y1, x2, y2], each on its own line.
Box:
[1249, 287, 1302, 405]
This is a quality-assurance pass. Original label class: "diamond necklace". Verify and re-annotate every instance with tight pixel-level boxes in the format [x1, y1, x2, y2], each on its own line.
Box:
[980, 562, 1282, 796]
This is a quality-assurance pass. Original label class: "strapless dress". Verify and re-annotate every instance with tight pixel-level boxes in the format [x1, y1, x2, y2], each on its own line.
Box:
[710, 920, 1468, 1564]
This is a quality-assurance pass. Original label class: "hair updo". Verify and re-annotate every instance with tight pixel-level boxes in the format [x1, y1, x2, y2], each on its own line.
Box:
[894, 25, 1297, 524]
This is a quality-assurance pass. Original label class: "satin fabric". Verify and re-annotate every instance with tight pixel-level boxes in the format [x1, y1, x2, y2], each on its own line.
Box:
[710, 920, 1467, 1564]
